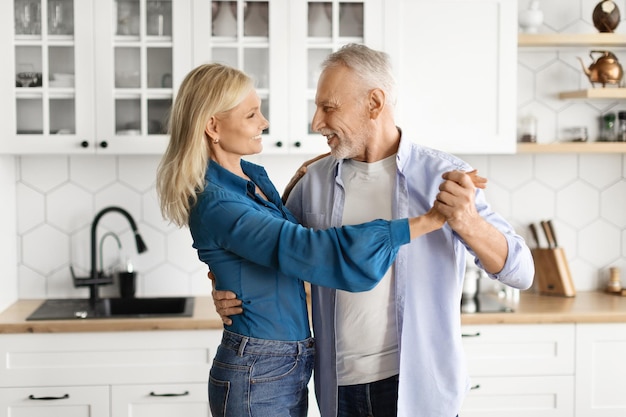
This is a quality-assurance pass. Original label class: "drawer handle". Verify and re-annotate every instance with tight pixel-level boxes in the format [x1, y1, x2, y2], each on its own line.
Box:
[28, 394, 70, 401]
[470, 384, 481, 390]
[149, 391, 190, 397]
[461, 332, 481, 338]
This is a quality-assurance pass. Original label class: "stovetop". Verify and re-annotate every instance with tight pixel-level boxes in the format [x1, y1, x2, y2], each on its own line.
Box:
[461, 294, 514, 314]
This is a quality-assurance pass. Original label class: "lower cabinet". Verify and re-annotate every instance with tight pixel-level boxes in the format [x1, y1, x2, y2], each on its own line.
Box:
[0, 330, 222, 417]
[575, 323, 626, 417]
[111, 383, 209, 417]
[0, 386, 110, 417]
[2, 323, 624, 416]
[460, 323, 575, 417]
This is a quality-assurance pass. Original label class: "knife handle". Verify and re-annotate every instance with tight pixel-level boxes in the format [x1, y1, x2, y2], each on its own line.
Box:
[540, 220, 556, 248]
[528, 223, 540, 248]
[546, 220, 559, 247]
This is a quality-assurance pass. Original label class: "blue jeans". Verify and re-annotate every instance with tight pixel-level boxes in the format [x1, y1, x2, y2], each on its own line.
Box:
[338, 375, 459, 417]
[337, 374, 399, 417]
[208, 330, 315, 417]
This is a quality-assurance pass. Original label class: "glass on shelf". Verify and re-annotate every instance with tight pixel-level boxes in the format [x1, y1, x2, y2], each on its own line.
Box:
[308, 2, 332, 38]
[16, 98, 43, 134]
[115, 47, 141, 88]
[147, 0, 172, 36]
[48, 46, 75, 87]
[244, 1, 268, 37]
[48, 0, 74, 35]
[147, 47, 172, 88]
[244, 48, 269, 89]
[16, 66, 42, 88]
[50, 98, 75, 134]
[212, 1, 238, 37]
[115, 98, 141, 135]
[115, 0, 140, 36]
[339, 2, 363, 37]
[14, 0, 41, 35]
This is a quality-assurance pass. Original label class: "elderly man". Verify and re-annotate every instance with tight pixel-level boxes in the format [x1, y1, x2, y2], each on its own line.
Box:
[213, 44, 534, 417]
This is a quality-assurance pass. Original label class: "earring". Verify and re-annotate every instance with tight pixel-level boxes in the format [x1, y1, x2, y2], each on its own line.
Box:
[212, 138, 219, 144]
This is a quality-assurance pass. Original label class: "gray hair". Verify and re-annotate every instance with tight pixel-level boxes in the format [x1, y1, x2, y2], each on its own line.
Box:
[321, 43, 397, 107]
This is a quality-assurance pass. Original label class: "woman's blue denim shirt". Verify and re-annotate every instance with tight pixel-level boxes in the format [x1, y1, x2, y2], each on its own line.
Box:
[189, 160, 410, 341]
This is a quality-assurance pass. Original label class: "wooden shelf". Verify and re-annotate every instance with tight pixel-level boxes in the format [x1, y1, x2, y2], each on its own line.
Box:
[519, 33, 626, 47]
[517, 142, 626, 153]
[558, 88, 626, 99]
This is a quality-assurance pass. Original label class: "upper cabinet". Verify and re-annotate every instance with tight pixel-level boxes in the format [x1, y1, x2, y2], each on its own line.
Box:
[1, 0, 515, 155]
[192, 0, 383, 155]
[385, 0, 517, 154]
[0, 0, 191, 154]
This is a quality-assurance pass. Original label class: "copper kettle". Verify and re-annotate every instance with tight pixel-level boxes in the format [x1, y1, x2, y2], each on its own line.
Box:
[577, 50, 623, 87]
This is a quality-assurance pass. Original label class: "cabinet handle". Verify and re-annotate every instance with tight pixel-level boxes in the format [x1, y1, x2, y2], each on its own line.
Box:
[461, 332, 481, 338]
[99, 141, 108, 148]
[275, 141, 283, 147]
[470, 384, 481, 390]
[149, 391, 190, 397]
[28, 394, 70, 401]
[80, 141, 89, 148]
[294, 141, 301, 147]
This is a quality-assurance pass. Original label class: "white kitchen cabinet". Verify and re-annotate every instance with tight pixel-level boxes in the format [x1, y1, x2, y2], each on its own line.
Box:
[575, 323, 626, 417]
[0, 386, 109, 417]
[384, 0, 517, 154]
[0, 330, 222, 417]
[0, 0, 192, 154]
[111, 383, 209, 417]
[192, 0, 383, 155]
[460, 323, 575, 416]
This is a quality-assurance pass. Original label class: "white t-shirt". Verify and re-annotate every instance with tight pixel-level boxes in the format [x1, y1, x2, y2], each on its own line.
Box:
[335, 154, 399, 385]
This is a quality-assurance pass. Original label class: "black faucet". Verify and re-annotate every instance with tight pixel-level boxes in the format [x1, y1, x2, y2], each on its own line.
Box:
[71, 206, 147, 304]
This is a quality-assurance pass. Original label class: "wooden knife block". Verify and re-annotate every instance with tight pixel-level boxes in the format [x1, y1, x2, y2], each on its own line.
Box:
[531, 248, 576, 297]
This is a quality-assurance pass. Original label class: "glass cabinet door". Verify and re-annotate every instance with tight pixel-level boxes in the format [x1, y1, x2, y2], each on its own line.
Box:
[94, 0, 181, 153]
[2, 0, 94, 153]
[289, 0, 383, 155]
[193, 0, 290, 153]
[1, 0, 187, 154]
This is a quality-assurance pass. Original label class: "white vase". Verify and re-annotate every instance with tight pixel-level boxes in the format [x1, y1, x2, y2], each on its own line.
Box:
[519, 0, 543, 33]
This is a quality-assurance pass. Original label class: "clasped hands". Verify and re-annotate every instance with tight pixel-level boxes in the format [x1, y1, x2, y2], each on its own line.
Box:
[211, 167, 487, 325]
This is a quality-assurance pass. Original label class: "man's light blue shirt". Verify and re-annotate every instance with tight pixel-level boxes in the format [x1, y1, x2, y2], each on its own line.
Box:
[286, 137, 534, 417]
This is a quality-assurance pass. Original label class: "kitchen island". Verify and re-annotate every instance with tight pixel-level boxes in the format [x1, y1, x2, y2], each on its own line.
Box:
[1, 291, 626, 333]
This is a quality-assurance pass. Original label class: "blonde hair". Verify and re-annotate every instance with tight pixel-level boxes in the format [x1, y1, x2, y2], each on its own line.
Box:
[156, 63, 254, 227]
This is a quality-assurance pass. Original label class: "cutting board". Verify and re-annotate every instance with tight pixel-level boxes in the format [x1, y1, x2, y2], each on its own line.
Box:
[531, 248, 576, 297]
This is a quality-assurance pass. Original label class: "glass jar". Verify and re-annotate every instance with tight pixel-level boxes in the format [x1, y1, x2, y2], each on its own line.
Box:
[607, 267, 622, 293]
[599, 112, 616, 142]
[519, 114, 537, 143]
[618, 111, 626, 142]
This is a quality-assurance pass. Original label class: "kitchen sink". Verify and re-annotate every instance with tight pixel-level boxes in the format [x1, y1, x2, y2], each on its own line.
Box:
[26, 297, 194, 320]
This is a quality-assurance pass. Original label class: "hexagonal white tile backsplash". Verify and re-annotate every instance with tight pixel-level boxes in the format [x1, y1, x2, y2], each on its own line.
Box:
[12, 0, 626, 297]
[14, 150, 626, 298]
